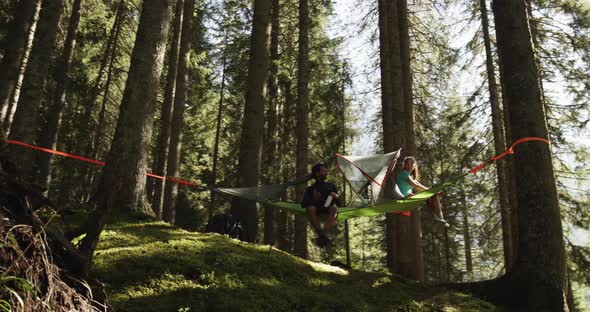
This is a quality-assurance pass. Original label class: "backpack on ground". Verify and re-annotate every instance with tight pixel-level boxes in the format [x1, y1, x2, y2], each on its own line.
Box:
[205, 213, 245, 241]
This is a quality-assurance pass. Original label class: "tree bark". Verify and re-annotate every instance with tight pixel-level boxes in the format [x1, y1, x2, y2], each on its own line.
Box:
[479, 0, 514, 273]
[37, 0, 83, 190]
[2, 1, 40, 133]
[379, 0, 412, 278]
[490, 0, 567, 309]
[8, 0, 66, 181]
[398, 0, 423, 282]
[91, 13, 123, 163]
[229, 0, 272, 243]
[209, 38, 227, 219]
[0, 0, 40, 126]
[293, 0, 310, 259]
[79, 0, 125, 157]
[443, 226, 452, 282]
[152, 0, 185, 218]
[262, 0, 280, 246]
[277, 77, 295, 253]
[77, 0, 174, 272]
[378, 0, 395, 271]
[461, 193, 473, 276]
[162, 0, 196, 223]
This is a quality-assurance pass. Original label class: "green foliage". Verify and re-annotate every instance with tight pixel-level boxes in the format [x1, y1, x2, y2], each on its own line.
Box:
[1, 248, 36, 312]
[92, 219, 498, 311]
[0, 275, 32, 312]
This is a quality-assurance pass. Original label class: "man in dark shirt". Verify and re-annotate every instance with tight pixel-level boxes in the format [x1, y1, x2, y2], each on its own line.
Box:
[301, 163, 340, 247]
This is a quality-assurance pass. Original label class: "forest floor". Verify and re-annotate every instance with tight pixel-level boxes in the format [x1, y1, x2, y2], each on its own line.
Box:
[89, 216, 503, 312]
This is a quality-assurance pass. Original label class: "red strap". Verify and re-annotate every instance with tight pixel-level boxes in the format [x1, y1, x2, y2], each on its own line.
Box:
[7, 140, 197, 186]
[7, 140, 106, 166]
[468, 137, 550, 174]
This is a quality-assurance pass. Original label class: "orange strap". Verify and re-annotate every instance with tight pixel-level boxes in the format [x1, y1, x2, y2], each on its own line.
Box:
[468, 137, 551, 174]
[6, 140, 197, 187]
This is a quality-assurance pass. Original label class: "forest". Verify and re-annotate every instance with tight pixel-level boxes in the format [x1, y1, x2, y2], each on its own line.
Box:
[0, 0, 589, 311]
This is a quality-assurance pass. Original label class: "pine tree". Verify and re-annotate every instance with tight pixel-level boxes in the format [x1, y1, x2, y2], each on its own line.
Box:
[293, 0, 310, 258]
[230, 0, 272, 243]
[0, 0, 40, 125]
[152, 0, 185, 218]
[492, 0, 568, 308]
[77, 0, 175, 274]
[37, 0, 83, 190]
[162, 0, 197, 223]
[8, 0, 66, 180]
[262, 0, 280, 246]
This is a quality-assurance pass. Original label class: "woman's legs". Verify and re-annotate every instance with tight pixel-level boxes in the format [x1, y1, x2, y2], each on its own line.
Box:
[428, 193, 448, 226]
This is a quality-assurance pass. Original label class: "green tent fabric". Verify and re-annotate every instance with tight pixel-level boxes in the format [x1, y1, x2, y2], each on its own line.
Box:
[265, 174, 465, 220]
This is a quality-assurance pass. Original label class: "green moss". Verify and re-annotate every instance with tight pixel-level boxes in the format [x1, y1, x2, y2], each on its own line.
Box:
[92, 220, 498, 312]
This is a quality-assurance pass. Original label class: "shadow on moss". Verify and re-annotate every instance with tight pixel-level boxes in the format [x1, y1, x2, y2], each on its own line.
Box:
[92, 221, 498, 312]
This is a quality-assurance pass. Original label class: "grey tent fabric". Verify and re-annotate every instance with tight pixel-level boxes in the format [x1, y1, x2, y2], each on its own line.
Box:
[214, 149, 403, 207]
[214, 183, 288, 202]
[335, 149, 403, 207]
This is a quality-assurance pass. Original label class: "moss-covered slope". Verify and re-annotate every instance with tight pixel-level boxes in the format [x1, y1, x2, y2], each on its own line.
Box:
[92, 220, 498, 312]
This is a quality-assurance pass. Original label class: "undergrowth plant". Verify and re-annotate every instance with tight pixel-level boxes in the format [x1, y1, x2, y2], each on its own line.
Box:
[0, 275, 34, 312]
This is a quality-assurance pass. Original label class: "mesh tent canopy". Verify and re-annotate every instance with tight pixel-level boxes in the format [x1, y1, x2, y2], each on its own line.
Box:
[335, 148, 405, 208]
[214, 149, 406, 209]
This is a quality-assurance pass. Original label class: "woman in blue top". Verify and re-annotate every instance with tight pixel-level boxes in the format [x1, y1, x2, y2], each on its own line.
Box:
[396, 156, 449, 227]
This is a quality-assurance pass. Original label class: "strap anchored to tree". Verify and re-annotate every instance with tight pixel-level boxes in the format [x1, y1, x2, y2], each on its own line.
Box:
[6, 140, 198, 187]
[468, 137, 551, 174]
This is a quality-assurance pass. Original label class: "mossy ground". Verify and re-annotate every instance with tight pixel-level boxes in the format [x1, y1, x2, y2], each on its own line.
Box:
[91, 219, 499, 312]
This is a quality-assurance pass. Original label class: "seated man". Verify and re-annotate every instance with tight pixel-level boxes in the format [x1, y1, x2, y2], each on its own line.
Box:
[301, 163, 341, 247]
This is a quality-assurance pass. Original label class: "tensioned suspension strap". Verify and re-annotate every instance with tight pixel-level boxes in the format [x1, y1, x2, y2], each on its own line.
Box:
[6, 140, 199, 187]
[468, 136, 551, 174]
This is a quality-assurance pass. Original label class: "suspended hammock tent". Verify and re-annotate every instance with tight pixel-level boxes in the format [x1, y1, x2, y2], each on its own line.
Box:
[4, 137, 549, 219]
[213, 148, 455, 220]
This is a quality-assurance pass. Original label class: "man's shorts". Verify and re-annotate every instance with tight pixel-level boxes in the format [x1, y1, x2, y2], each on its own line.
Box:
[307, 201, 331, 215]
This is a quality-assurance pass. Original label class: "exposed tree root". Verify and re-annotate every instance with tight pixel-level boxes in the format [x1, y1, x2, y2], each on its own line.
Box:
[0, 136, 109, 311]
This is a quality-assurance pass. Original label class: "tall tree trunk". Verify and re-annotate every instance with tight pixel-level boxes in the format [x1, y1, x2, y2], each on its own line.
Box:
[152, 0, 185, 218]
[293, 0, 310, 258]
[443, 226, 452, 282]
[3, 1, 39, 133]
[497, 60, 520, 264]
[8, 0, 66, 181]
[162, 0, 196, 223]
[461, 193, 473, 276]
[37, 0, 82, 190]
[77, 0, 174, 274]
[340, 66, 351, 268]
[399, 0, 423, 282]
[209, 40, 227, 219]
[79, 0, 124, 156]
[262, 0, 280, 246]
[0, 0, 40, 125]
[380, 0, 410, 278]
[80, 3, 125, 205]
[491, 0, 567, 309]
[277, 78, 294, 252]
[229, 0, 272, 243]
[378, 0, 395, 270]
[479, 0, 513, 273]
[91, 14, 123, 163]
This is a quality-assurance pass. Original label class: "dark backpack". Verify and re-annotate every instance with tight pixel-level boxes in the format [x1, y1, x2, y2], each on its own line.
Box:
[205, 213, 245, 241]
